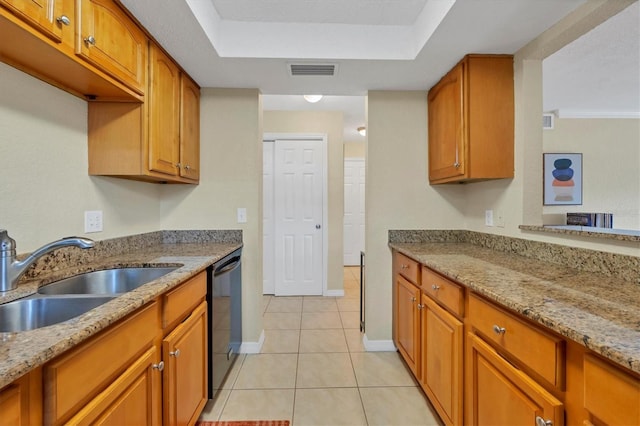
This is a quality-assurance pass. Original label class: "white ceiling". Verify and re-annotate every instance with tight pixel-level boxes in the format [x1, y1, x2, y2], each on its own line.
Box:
[119, 0, 639, 138]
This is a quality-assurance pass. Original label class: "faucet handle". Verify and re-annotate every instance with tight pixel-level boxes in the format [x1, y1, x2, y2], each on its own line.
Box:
[0, 230, 16, 254]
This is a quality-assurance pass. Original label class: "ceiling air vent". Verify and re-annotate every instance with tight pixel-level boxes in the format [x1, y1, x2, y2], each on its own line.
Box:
[543, 113, 555, 130]
[288, 63, 337, 77]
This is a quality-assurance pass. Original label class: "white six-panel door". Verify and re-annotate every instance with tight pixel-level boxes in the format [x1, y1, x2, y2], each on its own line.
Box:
[343, 158, 365, 265]
[273, 139, 324, 296]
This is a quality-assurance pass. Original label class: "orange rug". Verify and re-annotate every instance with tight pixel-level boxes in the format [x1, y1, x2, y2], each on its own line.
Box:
[196, 421, 289, 426]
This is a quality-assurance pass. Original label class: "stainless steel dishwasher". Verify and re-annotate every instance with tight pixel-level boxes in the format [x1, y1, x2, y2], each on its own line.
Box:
[207, 248, 242, 399]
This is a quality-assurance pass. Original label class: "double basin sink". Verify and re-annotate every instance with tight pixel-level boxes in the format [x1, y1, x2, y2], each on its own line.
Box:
[0, 267, 176, 333]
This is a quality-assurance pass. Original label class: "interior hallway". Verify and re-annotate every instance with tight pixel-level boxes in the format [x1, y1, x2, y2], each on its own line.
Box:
[198, 267, 442, 425]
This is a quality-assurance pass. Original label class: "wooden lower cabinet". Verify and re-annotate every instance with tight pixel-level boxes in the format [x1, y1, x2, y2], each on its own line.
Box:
[420, 294, 463, 426]
[583, 354, 640, 425]
[163, 301, 208, 426]
[0, 369, 42, 426]
[66, 346, 161, 425]
[395, 275, 421, 377]
[466, 333, 563, 426]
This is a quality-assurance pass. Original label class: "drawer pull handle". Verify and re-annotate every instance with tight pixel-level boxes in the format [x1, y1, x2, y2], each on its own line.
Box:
[169, 349, 181, 357]
[535, 416, 553, 426]
[492, 325, 506, 335]
[56, 15, 70, 26]
[431, 284, 440, 290]
[152, 361, 165, 371]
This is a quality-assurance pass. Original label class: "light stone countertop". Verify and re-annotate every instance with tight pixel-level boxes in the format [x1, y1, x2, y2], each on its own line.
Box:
[389, 242, 640, 375]
[0, 241, 242, 389]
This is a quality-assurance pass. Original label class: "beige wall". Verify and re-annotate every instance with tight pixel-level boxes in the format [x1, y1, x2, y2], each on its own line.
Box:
[160, 88, 264, 343]
[344, 142, 366, 158]
[263, 110, 344, 293]
[0, 62, 162, 252]
[365, 91, 466, 342]
[542, 118, 640, 230]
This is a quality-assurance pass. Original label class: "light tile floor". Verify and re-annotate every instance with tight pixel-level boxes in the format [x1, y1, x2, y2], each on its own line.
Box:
[199, 267, 442, 425]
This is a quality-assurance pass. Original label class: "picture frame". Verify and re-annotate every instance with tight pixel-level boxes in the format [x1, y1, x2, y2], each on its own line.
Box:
[543, 153, 582, 206]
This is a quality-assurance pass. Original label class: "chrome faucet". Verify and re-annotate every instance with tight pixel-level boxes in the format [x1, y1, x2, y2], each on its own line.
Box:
[0, 230, 95, 292]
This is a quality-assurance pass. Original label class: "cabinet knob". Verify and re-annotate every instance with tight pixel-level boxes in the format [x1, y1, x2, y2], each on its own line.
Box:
[492, 325, 506, 335]
[56, 15, 70, 26]
[431, 284, 440, 291]
[453, 162, 461, 169]
[401, 264, 409, 269]
[152, 361, 165, 371]
[184, 165, 191, 171]
[410, 296, 416, 302]
[176, 163, 182, 169]
[417, 304, 424, 310]
[535, 416, 553, 426]
[84, 35, 96, 46]
[169, 349, 181, 358]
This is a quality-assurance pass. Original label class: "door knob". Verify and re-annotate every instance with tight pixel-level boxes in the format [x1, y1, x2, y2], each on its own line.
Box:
[315, 224, 321, 229]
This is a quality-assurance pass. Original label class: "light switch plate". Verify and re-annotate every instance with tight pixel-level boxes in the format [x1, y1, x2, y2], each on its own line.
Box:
[485, 210, 494, 227]
[84, 210, 103, 233]
[237, 208, 247, 223]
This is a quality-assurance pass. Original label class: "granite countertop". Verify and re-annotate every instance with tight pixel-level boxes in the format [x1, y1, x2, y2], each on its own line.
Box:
[389, 241, 640, 375]
[0, 240, 242, 389]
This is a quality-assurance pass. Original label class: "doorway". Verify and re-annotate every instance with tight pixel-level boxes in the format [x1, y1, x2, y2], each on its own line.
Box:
[343, 158, 365, 265]
[263, 135, 328, 296]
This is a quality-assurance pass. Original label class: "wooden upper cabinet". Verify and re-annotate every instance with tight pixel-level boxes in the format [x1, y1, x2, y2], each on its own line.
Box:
[428, 62, 464, 182]
[148, 44, 180, 176]
[179, 75, 200, 181]
[428, 54, 514, 184]
[77, 0, 147, 95]
[0, 0, 63, 41]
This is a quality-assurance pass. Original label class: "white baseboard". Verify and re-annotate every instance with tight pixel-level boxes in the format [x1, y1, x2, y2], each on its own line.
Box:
[363, 334, 397, 352]
[325, 289, 345, 297]
[239, 330, 265, 354]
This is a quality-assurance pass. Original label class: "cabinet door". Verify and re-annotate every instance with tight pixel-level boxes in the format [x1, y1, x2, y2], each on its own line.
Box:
[163, 301, 208, 426]
[179, 74, 200, 181]
[0, 0, 63, 41]
[421, 295, 463, 426]
[467, 333, 564, 426]
[77, 0, 146, 94]
[428, 62, 465, 182]
[396, 275, 421, 377]
[67, 346, 162, 426]
[148, 44, 180, 177]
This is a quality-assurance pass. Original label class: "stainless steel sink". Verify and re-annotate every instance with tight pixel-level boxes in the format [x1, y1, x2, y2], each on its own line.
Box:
[0, 296, 116, 332]
[38, 267, 177, 295]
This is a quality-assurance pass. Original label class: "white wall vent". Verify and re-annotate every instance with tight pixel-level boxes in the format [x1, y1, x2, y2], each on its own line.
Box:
[543, 113, 555, 130]
[288, 63, 338, 76]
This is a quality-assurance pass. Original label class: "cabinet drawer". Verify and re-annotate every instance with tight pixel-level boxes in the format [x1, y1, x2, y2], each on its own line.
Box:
[584, 354, 640, 425]
[395, 252, 420, 284]
[44, 301, 159, 425]
[468, 294, 564, 388]
[421, 266, 463, 317]
[163, 271, 207, 331]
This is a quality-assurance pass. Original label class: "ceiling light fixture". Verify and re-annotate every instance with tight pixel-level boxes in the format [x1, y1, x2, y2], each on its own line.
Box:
[357, 126, 366, 136]
[303, 94, 323, 103]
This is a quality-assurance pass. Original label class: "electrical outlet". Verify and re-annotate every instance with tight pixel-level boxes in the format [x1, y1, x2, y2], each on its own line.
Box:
[84, 210, 103, 233]
[485, 210, 494, 227]
[237, 208, 247, 224]
[495, 210, 506, 228]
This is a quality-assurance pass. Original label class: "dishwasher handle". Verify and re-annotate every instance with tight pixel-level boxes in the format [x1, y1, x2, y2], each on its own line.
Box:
[214, 256, 241, 276]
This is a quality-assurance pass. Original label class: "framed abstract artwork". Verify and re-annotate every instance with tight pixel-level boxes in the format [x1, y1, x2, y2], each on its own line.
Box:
[543, 153, 582, 205]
